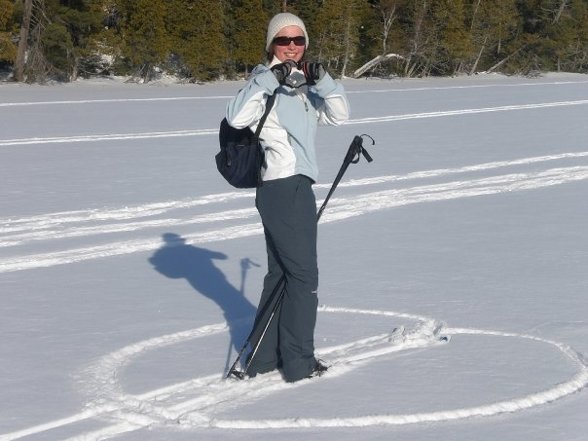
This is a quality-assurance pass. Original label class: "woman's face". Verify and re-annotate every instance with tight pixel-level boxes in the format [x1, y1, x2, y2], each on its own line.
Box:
[271, 25, 306, 63]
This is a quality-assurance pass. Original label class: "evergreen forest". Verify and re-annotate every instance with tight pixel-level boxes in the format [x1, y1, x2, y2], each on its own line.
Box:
[1, 0, 587, 83]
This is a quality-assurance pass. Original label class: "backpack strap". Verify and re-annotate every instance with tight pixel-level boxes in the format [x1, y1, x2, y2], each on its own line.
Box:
[253, 93, 276, 139]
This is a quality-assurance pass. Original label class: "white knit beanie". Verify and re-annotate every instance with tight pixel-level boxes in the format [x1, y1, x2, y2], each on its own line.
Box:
[265, 12, 309, 52]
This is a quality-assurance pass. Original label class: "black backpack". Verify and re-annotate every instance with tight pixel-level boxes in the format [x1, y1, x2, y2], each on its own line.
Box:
[215, 94, 276, 188]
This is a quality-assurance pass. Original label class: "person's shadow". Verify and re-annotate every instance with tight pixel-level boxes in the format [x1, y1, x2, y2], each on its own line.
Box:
[149, 233, 258, 369]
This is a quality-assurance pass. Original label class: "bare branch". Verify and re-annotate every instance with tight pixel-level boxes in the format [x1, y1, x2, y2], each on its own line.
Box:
[352, 53, 405, 78]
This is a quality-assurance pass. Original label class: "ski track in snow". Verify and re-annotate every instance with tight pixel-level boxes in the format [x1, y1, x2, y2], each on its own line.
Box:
[2, 99, 588, 147]
[1, 78, 587, 108]
[1, 152, 588, 273]
[1, 307, 586, 440]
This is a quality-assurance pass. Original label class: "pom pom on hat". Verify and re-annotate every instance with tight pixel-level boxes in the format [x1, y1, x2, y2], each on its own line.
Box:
[266, 12, 309, 52]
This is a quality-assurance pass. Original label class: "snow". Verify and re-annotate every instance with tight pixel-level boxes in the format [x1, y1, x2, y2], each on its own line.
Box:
[1, 72, 587, 441]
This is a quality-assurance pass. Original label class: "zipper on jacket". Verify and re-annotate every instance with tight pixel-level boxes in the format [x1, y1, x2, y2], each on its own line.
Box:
[296, 90, 309, 112]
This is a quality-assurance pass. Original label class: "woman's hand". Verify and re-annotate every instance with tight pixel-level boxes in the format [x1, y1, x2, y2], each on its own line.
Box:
[299, 62, 326, 85]
[270, 59, 298, 84]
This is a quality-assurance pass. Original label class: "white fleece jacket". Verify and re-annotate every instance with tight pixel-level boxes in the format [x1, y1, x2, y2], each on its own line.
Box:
[225, 63, 349, 182]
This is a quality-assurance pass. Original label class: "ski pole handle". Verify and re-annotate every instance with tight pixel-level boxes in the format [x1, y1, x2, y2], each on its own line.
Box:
[316, 134, 375, 221]
[348, 134, 374, 164]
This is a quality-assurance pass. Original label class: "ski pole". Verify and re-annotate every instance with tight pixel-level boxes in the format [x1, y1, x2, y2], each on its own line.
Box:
[317, 134, 374, 219]
[227, 134, 375, 380]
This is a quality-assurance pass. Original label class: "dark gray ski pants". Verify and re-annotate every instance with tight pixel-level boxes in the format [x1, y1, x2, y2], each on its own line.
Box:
[250, 174, 318, 382]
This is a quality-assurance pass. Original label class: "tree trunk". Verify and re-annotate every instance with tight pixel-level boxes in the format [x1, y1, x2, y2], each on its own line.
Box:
[14, 0, 33, 82]
[340, 15, 352, 78]
[377, 3, 397, 56]
[406, 0, 427, 76]
[470, 36, 487, 75]
[553, 0, 569, 24]
[469, 0, 481, 32]
[486, 44, 527, 73]
[352, 53, 405, 78]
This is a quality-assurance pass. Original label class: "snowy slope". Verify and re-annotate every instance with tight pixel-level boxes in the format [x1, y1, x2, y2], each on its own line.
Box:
[1, 73, 587, 441]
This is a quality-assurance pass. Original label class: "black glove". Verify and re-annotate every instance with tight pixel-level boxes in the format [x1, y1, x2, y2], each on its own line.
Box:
[299, 61, 326, 85]
[270, 59, 297, 84]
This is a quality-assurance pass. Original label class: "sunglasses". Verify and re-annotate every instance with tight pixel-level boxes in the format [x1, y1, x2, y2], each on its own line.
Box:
[272, 36, 306, 47]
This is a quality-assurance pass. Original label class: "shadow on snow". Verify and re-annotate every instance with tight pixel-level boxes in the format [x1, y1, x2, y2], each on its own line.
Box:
[148, 233, 258, 368]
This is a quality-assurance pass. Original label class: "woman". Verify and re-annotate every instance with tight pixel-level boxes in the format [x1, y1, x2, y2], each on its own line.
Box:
[226, 12, 349, 382]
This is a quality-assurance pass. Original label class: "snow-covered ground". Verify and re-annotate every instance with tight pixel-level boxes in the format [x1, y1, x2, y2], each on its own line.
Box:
[1, 72, 587, 441]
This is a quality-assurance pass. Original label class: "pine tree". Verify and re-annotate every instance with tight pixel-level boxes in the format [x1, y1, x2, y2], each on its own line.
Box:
[312, 0, 369, 76]
[368, 0, 405, 55]
[490, 0, 569, 74]
[435, 0, 473, 74]
[117, 0, 170, 81]
[12, 0, 107, 81]
[0, 0, 17, 65]
[313, 1, 345, 68]
[14, 0, 34, 81]
[568, 0, 588, 71]
[59, 0, 105, 78]
[167, 0, 227, 81]
[39, 0, 77, 80]
[261, 0, 283, 16]
[468, 0, 519, 73]
[543, 0, 588, 72]
[340, 0, 372, 76]
[41, 21, 74, 78]
[401, 0, 436, 76]
[480, 0, 519, 56]
[229, 0, 269, 73]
